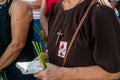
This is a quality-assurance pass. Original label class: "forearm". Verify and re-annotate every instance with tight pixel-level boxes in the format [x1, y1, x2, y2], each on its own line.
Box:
[0, 42, 24, 70]
[39, 0, 48, 36]
[40, 13, 48, 36]
[61, 65, 120, 80]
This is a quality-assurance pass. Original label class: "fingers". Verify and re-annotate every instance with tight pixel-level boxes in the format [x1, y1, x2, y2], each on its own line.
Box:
[33, 71, 44, 79]
[34, 68, 49, 80]
[33, 56, 39, 61]
[33, 63, 63, 80]
[33, 51, 49, 62]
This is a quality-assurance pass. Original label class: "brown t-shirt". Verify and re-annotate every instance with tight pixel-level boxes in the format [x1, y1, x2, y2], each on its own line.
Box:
[47, 0, 120, 73]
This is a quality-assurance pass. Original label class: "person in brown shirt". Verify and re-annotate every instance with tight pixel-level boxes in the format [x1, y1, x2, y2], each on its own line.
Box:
[34, 0, 120, 80]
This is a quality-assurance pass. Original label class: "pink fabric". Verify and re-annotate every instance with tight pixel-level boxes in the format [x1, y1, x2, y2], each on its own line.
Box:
[46, 0, 59, 14]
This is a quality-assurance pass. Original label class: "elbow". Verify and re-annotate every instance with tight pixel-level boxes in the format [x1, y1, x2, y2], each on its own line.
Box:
[16, 42, 25, 50]
[9, 41, 25, 50]
[17, 43, 25, 50]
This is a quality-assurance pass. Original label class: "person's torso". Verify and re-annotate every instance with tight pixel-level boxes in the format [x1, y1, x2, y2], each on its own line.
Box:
[47, 0, 119, 67]
[47, 0, 96, 67]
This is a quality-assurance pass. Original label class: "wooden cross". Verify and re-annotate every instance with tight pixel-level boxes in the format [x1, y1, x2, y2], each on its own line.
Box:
[55, 29, 63, 45]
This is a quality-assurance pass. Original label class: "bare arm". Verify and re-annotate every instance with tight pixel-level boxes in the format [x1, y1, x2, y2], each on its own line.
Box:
[39, 0, 48, 36]
[25, 0, 48, 36]
[34, 63, 120, 80]
[0, 0, 32, 70]
[61, 65, 120, 80]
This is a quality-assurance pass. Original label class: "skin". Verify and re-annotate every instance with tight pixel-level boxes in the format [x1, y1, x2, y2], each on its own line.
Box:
[0, 0, 32, 70]
[34, 63, 120, 80]
[23, 0, 48, 37]
[110, 0, 118, 8]
[39, 0, 48, 36]
[33, 0, 120, 80]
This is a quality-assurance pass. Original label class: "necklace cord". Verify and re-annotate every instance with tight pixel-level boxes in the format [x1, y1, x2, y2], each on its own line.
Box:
[62, 0, 96, 67]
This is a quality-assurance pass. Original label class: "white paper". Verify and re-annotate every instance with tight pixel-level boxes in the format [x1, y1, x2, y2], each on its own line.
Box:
[16, 61, 44, 74]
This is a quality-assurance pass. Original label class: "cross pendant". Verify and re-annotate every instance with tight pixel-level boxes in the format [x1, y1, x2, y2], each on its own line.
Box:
[55, 29, 63, 45]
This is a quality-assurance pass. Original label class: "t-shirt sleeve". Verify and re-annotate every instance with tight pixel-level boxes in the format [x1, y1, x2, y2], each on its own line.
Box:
[91, 5, 120, 73]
